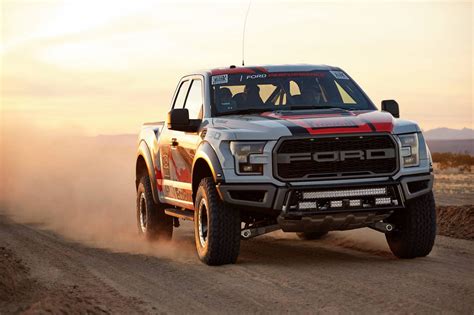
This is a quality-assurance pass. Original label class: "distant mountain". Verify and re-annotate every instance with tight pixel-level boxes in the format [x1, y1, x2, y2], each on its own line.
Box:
[424, 128, 474, 140]
[426, 139, 474, 155]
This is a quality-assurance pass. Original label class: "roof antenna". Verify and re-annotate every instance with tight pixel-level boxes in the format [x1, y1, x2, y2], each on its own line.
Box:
[241, 0, 252, 66]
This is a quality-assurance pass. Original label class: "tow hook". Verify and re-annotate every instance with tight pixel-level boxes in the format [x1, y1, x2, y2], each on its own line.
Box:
[369, 221, 394, 233]
[241, 224, 280, 240]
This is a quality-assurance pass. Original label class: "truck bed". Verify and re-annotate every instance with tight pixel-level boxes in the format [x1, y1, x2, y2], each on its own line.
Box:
[142, 121, 165, 127]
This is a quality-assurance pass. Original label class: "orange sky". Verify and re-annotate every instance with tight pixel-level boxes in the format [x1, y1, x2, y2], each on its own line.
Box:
[1, 0, 472, 135]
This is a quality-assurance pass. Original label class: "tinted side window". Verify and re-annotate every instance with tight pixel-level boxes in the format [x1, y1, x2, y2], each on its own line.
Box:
[173, 80, 190, 108]
[184, 80, 203, 119]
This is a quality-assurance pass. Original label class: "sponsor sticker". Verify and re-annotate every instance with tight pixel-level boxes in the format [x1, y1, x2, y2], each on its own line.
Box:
[245, 74, 267, 80]
[330, 71, 349, 80]
[211, 74, 228, 85]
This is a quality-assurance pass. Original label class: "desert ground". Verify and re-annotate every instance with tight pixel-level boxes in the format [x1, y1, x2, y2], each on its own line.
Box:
[433, 166, 474, 206]
[1, 128, 473, 313]
[1, 214, 474, 314]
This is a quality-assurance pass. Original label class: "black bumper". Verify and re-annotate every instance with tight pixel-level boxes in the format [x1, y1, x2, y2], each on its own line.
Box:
[216, 173, 433, 213]
[217, 173, 433, 232]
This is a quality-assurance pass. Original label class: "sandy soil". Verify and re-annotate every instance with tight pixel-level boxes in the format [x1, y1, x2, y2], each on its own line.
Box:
[0, 242, 144, 314]
[1, 215, 473, 314]
[433, 165, 474, 205]
[437, 205, 474, 240]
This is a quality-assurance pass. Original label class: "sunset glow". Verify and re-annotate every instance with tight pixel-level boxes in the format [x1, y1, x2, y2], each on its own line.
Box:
[1, 0, 472, 134]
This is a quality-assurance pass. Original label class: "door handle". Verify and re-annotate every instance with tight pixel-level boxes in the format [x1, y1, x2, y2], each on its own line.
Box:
[171, 138, 179, 147]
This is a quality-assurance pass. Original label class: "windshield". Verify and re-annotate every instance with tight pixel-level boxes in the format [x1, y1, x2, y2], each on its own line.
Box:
[210, 70, 375, 116]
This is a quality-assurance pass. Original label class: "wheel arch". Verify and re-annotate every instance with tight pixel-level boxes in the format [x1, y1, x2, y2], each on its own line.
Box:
[192, 142, 225, 202]
[136, 140, 160, 204]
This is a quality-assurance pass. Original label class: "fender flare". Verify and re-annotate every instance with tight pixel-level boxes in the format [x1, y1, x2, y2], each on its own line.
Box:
[136, 140, 160, 204]
[192, 141, 225, 184]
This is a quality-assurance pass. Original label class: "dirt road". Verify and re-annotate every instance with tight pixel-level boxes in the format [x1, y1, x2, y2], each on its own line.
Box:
[1, 214, 473, 314]
[2, 120, 473, 314]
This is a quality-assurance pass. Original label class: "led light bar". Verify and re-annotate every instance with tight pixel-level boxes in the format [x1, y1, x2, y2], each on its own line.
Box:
[330, 200, 343, 208]
[303, 188, 387, 200]
[349, 199, 361, 207]
[298, 201, 316, 210]
[375, 197, 392, 205]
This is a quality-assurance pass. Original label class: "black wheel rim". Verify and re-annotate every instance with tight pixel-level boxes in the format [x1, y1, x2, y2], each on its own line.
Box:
[198, 198, 209, 248]
[139, 192, 147, 233]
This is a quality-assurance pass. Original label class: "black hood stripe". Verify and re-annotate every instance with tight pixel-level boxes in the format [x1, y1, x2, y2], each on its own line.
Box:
[358, 117, 376, 131]
[260, 114, 310, 135]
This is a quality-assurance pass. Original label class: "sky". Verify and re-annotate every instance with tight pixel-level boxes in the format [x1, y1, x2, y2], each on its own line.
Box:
[0, 0, 472, 135]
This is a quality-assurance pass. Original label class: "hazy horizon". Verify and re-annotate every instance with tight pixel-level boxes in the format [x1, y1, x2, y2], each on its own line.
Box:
[1, 0, 472, 135]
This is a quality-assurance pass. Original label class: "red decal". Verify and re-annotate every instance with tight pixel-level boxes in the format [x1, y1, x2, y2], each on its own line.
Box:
[362, 111, 394, 132]
[261, 112, 353, 120]
[211, 68, 255, 75]
[262, 110, 394, 135]
[372, 122, 393, 132]
[253, 66, 269, 73]
[297, 120, 373, 135]
[155, 167, 163, 191]
[176, 168, 192, 183]
[168, 147, 192, 183]
[268, 72, 326, 78]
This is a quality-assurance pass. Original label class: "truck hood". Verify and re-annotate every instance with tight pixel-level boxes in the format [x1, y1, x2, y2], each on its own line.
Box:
[209, 109, 420, 141]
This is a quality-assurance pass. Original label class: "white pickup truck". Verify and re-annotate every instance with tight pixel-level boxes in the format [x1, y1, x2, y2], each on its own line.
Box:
[135, 64, 436, 265]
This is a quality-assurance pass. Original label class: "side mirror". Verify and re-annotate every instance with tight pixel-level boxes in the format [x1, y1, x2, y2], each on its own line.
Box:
[381, 100, 400, 118]
[167, 108, 200, 132]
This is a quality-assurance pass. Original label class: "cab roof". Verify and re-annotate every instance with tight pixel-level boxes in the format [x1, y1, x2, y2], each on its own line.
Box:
[193, 64, 342, 76]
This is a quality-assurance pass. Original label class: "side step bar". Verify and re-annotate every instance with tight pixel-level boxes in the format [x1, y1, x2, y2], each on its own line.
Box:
[164, 208, 194, 221]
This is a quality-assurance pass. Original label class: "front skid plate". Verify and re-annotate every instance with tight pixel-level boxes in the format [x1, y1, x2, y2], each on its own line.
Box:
[277, 210, 394, 233]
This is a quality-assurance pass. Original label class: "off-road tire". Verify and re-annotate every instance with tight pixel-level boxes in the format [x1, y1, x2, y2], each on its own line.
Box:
[386, 192, 436, 258]
[194, 177, 241, 265]
[296, 231, 328, 240]
[136, 174, 173, 241]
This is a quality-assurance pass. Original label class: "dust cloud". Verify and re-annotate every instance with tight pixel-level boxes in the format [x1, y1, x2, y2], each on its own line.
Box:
[0, 119, 195, 260]
[0, 118, 391, 260]
[267, 228, 391, 256]
[325, 230, 391, 256]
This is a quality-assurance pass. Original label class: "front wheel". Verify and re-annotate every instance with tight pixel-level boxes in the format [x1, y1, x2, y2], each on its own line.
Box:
[194, 178, 241, 265]
[386, 192, 436, 258]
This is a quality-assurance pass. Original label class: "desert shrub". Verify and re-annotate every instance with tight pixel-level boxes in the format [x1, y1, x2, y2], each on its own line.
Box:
[432, 152, 474, 172]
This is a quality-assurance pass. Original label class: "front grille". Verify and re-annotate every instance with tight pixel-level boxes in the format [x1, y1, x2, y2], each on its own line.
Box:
[275, 134, 398, 181]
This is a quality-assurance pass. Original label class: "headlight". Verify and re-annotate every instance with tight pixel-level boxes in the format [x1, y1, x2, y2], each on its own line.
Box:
[398, 133, 419, 167]
[230, 141, 266, 175]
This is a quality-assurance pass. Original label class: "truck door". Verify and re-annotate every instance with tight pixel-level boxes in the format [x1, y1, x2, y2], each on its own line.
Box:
[160, 77, 203, 209]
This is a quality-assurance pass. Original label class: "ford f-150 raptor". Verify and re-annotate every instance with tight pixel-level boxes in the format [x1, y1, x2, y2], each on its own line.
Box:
[135, 64, 435, 265]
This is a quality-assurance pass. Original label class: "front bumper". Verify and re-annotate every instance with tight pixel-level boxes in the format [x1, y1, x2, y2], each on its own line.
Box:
[216, 173, 433, 231]
[217, 173, 433, 215]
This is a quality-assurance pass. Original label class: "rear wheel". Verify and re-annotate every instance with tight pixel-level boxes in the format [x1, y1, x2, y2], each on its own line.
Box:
[194, 177, 241, 265]
[297, 231, 328, 240]
[136, 174, 173, 241]
[386, 192, 436, 258]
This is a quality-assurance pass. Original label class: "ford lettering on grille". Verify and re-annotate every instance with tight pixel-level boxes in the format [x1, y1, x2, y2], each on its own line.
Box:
[277, 148, 396, 164]
[275, 135, 398, 181]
